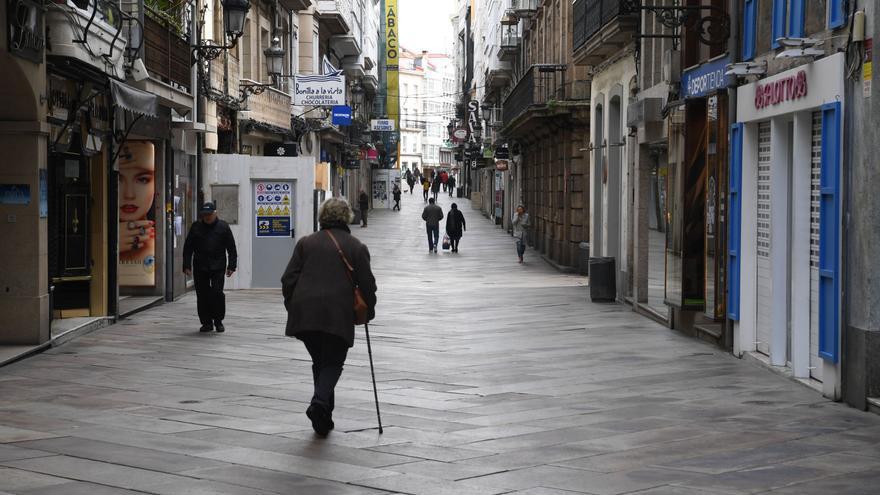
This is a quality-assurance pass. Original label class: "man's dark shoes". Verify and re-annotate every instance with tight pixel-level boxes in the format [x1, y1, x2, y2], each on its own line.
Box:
[199, 324, 213, 332]
[306, 403, 333, 436]
[214, 322, 225, 333]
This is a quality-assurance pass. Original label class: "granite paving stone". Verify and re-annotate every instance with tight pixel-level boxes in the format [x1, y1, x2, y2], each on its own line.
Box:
[1, 192, 880, 494]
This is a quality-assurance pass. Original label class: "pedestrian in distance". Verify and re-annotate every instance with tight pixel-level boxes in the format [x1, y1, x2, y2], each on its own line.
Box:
[447, 175, 456, 197]
[512, 204, 530, 263]
[183, 202, 237, 333]
[358, 189, 369, 227]
[407, 174, 415, 194]
[422, 177, 430, 203]
[440, 170, 449, 192]
[281, 197, 378, 437]
[431, 177, 441, 201]
[392, 184, 401, 211]
[445, 203, 466, 253]
[422, 197, 444, 253]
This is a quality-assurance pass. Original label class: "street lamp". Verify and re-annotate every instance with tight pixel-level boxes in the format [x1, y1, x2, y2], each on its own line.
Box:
[192, 0, 252, 61]
[350, 83, 365, 110]
[264, 37, 285, 80]
[481, 104, 492, 121]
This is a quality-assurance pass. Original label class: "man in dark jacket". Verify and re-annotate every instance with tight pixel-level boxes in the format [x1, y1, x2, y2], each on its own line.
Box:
[282, 197, 377, 436]
[430, 177, 441, 201]
[421, 197, 444, 253]
[392, 185, 401, 211]
[358, 190, 369, 227]
[183, 202, 237, 333]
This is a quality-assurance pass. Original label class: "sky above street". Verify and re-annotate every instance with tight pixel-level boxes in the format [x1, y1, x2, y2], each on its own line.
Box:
[398, 0, 456, 55]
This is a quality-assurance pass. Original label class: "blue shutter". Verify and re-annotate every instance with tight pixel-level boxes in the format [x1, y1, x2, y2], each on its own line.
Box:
[818, 102, 841, 363]
[743, 0, 757, 61]
[789, 0, 805, 38]
[728, 123, 744, 321]
[772, 0, 787, 48]
[829, 0, 846, 29]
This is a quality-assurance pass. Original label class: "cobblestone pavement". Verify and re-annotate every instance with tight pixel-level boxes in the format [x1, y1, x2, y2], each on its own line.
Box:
[2, 191, 880, 495]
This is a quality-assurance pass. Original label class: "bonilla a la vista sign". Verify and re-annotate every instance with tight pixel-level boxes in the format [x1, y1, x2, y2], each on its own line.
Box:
[293, 73, 346, 106]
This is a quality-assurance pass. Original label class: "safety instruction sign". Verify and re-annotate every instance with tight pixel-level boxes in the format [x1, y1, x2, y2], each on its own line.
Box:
[254, 181, 293, 238]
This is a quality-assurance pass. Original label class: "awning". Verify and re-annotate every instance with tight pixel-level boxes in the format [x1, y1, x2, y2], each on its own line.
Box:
[110, 79, 159, 118]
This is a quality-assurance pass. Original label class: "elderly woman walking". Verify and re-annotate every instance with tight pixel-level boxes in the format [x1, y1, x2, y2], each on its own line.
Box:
[281, 197, 377, 436]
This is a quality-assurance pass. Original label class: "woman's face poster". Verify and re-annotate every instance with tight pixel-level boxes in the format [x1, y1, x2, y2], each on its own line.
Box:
[118, 141, 157, 287]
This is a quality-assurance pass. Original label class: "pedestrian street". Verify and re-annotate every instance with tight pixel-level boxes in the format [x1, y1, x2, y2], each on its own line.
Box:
[1, 190, 880, 495]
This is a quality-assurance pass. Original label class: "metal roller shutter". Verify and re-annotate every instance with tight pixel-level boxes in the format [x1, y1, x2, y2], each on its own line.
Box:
[756, 122, 772, 356]
[809, 112, 824, 382]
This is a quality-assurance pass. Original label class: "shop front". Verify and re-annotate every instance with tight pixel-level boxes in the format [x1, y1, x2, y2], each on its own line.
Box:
[730, 53, 844, 398]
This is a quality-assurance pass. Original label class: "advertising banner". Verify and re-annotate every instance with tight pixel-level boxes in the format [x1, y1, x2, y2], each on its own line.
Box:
[293, 73, 346, 106]
[118, 141, 157, 287]
[384, 0, 400, 168]
[370, 119, 396, 131]
[254, 182, 293, 238]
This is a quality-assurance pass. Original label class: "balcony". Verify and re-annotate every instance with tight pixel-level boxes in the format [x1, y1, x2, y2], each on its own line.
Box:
[572, 0, 638, 65]
[486, 60, 513, 93]
[498, 31, 521, 62]
[502, 65, 589, 133]
[317, 0, 353, 35]
[511, 0, 538, 17]
[239, 82, 292, 131]
[278, 0, 312, 11]
[46, 0, 128, 75]
[143, 6, 191, 92]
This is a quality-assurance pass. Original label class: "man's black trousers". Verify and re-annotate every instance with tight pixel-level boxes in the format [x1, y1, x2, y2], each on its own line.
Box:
[193, 270, 226, 325]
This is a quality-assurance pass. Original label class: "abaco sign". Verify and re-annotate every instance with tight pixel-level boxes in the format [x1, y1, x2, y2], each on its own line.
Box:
[754, 70, 808, 110]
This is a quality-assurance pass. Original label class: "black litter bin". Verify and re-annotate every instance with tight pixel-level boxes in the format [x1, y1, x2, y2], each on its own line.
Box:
[456, 187, 463, 198]
[578, 242, 590, 276]
[589, 257, 616, 302]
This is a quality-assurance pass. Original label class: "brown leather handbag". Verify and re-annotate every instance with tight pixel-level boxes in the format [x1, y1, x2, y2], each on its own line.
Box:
[326, 230, 368, 325]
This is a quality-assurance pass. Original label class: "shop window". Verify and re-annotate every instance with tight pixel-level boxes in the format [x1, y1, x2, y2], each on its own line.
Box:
[211, 185, 239, 224]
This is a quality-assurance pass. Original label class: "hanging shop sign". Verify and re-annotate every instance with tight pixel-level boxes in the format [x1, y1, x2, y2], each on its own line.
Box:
[293, 73, 346, 106]
[370, 119, 395, 131]
[7, 0, 45, 63]
[467, 100, 481, 142]
[452, 127, 468, 142]
[254, 181, 293, 238]
[331, 105, 352, 126]
[264, 142, 298, 157]
[118, 141, 157, 287]
[495, 159, 509, 171]
[681, 54, 732, 99]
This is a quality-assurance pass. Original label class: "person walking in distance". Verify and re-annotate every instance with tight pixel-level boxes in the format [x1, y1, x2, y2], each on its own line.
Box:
[512, 204, 530, 263]
[422, 197, 444, 253]
[406, 172, 415, 195]
[183, 202, 237, 333]
[358, 189, 369, 227]
[447, 175, 456, 197]
[422, 177, 431, 203]
[445, 203, 466, 253]
[431, 176, 441, 201]
[392, 184, 402, 211]
[282, 198, 377, 436]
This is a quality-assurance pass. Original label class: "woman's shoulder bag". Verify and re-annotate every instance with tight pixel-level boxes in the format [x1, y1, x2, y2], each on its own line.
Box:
[325, 231, 369, 325]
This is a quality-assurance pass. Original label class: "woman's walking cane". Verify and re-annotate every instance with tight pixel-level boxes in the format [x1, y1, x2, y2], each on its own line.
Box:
[364, 322, 383, 434]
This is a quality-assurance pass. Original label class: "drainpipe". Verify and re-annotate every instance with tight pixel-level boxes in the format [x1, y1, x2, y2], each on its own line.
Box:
[724, 0, 740, 352]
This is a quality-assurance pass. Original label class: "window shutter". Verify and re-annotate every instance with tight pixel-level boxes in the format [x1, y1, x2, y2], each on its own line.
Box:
[789, 0, 805, 38]
[728, 123, 744, 321]
[818, 102, 841, 363]
[743, 0, 758, 61]
[829, 0, 847, 29]
[772, 0, 787, 48]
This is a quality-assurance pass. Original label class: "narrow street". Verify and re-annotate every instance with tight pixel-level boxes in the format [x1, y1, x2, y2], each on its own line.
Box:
[1, 190, 879, 495]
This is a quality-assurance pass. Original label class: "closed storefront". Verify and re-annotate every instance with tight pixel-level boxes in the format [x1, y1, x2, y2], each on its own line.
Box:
[730, 54, 844, 398]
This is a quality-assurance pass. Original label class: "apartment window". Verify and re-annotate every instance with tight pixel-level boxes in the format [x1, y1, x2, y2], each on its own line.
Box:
[242, 19, 253, 79]
[772, 0, 805, 47]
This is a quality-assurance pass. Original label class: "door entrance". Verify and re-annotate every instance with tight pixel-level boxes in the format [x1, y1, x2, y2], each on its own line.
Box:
[48, 152, 92, 316]
[252, 180, 295, 288]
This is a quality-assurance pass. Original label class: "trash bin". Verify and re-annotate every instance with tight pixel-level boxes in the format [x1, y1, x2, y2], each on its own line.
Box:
[456, 187, 463, 198]
[589, 257, 616, 302]
[578, 242, 590, 276]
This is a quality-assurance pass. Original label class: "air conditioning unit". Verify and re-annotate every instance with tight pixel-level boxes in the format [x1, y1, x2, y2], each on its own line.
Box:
[627, 98, 663, 128]
[662, 49, 681, 85]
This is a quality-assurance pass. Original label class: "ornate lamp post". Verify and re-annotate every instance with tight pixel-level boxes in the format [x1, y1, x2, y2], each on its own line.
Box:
[192, 0, 252, 61]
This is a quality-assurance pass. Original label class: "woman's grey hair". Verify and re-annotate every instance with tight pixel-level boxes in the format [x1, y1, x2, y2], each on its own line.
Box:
[319, 197, 354, 225]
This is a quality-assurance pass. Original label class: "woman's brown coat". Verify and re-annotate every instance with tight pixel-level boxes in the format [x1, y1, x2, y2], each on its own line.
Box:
[281, 226, 377, 346]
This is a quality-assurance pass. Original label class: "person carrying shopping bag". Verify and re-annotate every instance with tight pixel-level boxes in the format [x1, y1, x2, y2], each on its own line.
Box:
[445, 203, 466, 253]
[512, 204, 530, 263]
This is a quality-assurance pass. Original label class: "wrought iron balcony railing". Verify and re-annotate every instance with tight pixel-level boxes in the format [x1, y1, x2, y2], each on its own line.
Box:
[573, 0, 629, 51]
[502, 65, 588, 128]
[143, 4, 191, 92]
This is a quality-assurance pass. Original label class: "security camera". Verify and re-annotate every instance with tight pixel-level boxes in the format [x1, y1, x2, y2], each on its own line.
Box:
[776, 37, 824, 48]
[129, 58, 149, 82]
[725, 61, 768, 77]
[776, 47, 825, 59]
